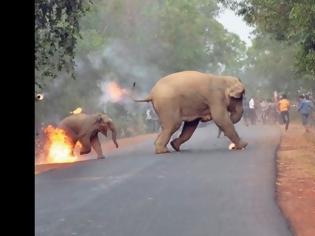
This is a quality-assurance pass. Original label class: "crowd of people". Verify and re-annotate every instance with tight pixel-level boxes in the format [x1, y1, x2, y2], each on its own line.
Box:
[242, 92, 314, 132]
[242, 96, 279, 126]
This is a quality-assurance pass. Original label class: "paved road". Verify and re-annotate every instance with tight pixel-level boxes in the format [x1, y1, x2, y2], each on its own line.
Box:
[35, 123, 292, 236]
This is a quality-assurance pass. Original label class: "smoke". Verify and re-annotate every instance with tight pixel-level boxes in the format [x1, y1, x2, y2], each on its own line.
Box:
[101, 39, 163, 91]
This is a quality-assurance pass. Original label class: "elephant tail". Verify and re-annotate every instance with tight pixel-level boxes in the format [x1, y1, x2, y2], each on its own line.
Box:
[129, 82, 152, 102]
[133, 96, 152, 102]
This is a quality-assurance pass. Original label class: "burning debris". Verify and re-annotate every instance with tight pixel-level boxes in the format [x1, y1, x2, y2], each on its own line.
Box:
[70, 107, 83, 115]
[228, 143, 236, 150]
[40, 125, 80, 163]
[228, 143, 245, 150]
[105, 81, 129, 103]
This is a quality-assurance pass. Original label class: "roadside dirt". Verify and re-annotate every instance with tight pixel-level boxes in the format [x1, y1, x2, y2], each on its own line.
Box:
[277, 124, 315, 236]
[35, 133, 157, 175]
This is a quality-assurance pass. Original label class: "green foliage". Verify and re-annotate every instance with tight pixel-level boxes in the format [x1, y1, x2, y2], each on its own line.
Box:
[225, 0, 315, 78]
[35, 0, 92, 92]
[241, 34, 314, 99]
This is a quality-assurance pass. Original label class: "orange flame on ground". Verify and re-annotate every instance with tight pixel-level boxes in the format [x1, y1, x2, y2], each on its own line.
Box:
[106, 81, 128, 102]
[71, 107, 82, 115]
[43, 125, 79, 163]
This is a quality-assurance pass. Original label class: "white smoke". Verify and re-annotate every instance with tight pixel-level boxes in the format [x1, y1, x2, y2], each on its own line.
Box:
[102, 39, 162, 90]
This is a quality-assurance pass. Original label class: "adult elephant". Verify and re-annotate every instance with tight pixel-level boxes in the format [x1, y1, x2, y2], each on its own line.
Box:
[133, 71, 247, 154]
[58, 113, 118, 159]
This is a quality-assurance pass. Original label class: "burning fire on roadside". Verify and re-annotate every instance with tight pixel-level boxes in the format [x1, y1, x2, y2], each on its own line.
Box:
[39, 125, 80, 164]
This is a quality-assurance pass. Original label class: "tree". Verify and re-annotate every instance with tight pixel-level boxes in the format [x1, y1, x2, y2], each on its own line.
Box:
[35, 0, 92, 92]
[220, 0, 315, 78]
[239, 34, 314, 100]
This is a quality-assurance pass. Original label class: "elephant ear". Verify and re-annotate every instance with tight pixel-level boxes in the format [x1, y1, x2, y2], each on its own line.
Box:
[228, 81, 245, 99]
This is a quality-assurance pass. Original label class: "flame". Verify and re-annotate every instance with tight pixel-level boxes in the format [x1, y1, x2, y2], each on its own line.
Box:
[228, 143, 236, 150]
[106, 81, 128, 102]
[43, 125, 78, 163]
[71, 107, 82, 115]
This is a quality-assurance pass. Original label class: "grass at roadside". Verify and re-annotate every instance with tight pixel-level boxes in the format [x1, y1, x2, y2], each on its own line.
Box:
[277, 124, 315, 236]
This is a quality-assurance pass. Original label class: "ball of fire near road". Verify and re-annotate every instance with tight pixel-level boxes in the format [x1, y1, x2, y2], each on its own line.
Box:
[36, 125, 81, 164]
[228, 143, 245, 150]
[229, 143, 236, 150]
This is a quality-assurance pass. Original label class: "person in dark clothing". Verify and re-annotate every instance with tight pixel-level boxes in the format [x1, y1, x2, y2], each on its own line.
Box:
[298, 94, 314, 132]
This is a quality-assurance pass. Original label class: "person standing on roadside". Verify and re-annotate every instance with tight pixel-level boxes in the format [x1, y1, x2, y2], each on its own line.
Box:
[242, 95, 250, 126]
[298, 94, 314, 132]
[277, 94, 290, 131]
[260, 99, 269, 124]
[248, 97, 257, 125]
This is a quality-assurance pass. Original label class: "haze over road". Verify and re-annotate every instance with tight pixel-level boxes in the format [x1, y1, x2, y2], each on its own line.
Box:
[35, 123, 292, 236]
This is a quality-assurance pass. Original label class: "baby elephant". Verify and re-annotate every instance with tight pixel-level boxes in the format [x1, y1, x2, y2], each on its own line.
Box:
[58, 113, 119, 159]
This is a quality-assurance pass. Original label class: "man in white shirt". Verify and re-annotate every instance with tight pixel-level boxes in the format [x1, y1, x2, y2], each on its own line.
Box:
[146, 109, 152, 120]
[249, 98, 255, 109]
[146, 108, 160, 132]
[248, 97, 257, 125]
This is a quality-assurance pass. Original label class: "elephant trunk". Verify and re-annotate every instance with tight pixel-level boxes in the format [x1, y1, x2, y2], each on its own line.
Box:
[230, 100, 243, 124]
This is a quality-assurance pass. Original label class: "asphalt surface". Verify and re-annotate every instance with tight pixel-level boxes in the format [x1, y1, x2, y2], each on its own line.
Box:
[35, 123, 292, 236]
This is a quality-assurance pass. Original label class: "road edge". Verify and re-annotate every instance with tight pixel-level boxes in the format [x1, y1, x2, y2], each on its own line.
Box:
[274, 128, 295, 236]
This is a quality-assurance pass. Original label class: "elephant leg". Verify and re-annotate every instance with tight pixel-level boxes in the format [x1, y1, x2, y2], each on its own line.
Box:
[79, 136, 92, 155]
[155, 125, 181, 154]
[170, 119, 199, 151]
[60, 127, 77, 156]
[211, 106, 247, 149]
[154, 115, 181, 154]
[217, 127, 222, 138]
[154, 133, 161, 145]
[91, 135, 105, 159]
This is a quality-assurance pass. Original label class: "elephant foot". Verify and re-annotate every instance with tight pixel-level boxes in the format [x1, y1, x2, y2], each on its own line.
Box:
[170, 139, 181, 152]
[80, 149, 91, 155]
[155, 146, 170, 154]
[97, 156, 106, 160]
[234, 140, 248, 150]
